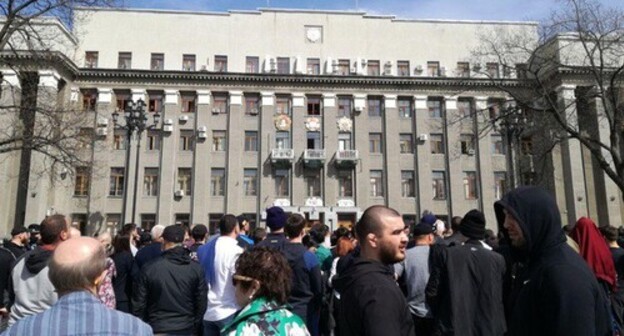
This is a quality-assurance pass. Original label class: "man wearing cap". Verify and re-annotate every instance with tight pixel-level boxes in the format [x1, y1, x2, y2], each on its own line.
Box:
[132, 225, 207, 335]
[256, 206, 288, 251]
[26, 224, 41, 250]
[235, 214, 254, 250]
[427, 209, 506, 335]
[197, 215, 243, 336]
[395, 217, 436, 335]
[0, 227, 30, 324]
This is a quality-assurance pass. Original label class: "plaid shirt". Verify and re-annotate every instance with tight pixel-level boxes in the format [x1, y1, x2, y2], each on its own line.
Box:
[3, 291, 151, 336]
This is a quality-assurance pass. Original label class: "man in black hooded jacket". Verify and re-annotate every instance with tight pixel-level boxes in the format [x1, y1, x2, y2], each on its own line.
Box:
[494, 186, 611, 336]
[334, 205, 414, 336]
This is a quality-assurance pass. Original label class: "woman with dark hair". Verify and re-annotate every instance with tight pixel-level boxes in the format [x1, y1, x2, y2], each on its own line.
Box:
[222, 247, 310, 336]
[111, 234, 134, 313]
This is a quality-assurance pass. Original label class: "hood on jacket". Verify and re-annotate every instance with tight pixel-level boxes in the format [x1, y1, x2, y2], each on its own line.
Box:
[162, 245, 192, 265]
[25, 247, 53, 274]
[333, 257, 394, 293]
[494, 186, 566, 261]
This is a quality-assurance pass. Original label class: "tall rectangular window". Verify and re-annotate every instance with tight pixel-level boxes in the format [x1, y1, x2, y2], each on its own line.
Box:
[148, 93, 163, 113]
[277, 57, 290, 74]
[307, 132, 322, 150]
[338, 170, 353, 197]
[82, 90, 97, 111]
[457, 99, 473, 118]
[213, 94, 228, 114]
[370, 170, 384, 197]
[178, 168, 192, 196]
[488, 99, 504, 119]
[243, 169, 257, 196]
[368, 97, 383, 117]
[146, 130, 160, 151]
[307, 96, 321, 115]
[113, 129, 126, 150]
[400, 134, 413, 154]
[109, 168, 125, 197]
[491, 135, 505, 154]
[463, 171, 478, 200]
[338, 59, 350, 75]
[338, 133, 352, 150]
[337, 97, 352, 117]
[246, 56, 259, 73]
[398, 97, 412, 118]
[460, 134, 475, 155]
[427, 61, 440, 77]
[457, 62, 470, 77]
[275, 169, 290, 197]
[245, 95, 260, 115]
[74, 167, 90, 197]
[397, 60, 410, 76]
[182, 54, 196, 71]
[369, 133, 383, 153]
[275, 131, 290, 149]
[211, 168, 225, 196]
[115, 91, 131, 111]
[118, 52, 131, 69]
[179, 130, 195, 151]
[276, 96, 291, 115]
[144, 168, 159, 196]
[494, 172, 507, 200]
[181, 94, 196, 113]
[307, 58, 320, 75]
[245, 131, 258, 151]
[428, 98, 443, 118]
[141, 214, 156, 230]
[85, 51, 98, 68]
[304, 170, 322, 197]
[430, 133, 444, 154]
[215, 55, 228, 72]
[151, 53, 164, 70]
[212, 130, 226, 151]
[432, 171, 446, 200]
[401, 171, 415, 197]
[367, 60, 380, 76]
[487, 62, 499, 78]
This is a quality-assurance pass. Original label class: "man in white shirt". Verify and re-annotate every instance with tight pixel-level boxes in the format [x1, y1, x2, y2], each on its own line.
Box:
[197, 215, 243, 336]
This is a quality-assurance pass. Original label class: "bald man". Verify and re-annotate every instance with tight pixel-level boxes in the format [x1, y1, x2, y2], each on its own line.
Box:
[334, 205, 414, 336]
[3, 237, 152, 335]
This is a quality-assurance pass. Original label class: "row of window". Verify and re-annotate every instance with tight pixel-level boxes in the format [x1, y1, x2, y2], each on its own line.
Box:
[83, 89, 507, 121]
[74, 167, 509, 201]
[84, 52, 509, 78]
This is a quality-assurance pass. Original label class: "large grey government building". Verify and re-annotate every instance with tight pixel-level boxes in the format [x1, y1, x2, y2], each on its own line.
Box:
[1, 7, 621, 235]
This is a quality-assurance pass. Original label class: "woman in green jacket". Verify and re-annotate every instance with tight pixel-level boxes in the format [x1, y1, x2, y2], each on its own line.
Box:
[222, 247, 310, 336]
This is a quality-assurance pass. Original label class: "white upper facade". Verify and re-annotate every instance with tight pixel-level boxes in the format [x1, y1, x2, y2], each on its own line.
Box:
[73, 7, 538, 75]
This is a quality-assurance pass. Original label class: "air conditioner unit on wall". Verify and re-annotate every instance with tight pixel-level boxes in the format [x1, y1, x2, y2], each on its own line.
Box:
[418, 134, 428, 141]
[174, 190, 185, 197]
[179, 115, 189, 122]
[96, 128, 107, 136]
[163, 125, 173, 132]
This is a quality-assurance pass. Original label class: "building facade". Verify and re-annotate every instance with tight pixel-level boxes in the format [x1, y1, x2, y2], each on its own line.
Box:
[0, 7, 620, 235]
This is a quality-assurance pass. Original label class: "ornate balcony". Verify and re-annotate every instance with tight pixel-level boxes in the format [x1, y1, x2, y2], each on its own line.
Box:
[303, 149, 326, 168]
[271, 148, 295, 167]
[334, 149, 359, 168]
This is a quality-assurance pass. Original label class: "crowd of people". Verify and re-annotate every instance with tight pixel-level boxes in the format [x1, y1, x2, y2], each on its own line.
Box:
[0, 186, 623, 335]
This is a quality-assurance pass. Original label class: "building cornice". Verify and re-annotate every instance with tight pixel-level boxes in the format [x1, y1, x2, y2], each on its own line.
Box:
[0, 51, 79, 79]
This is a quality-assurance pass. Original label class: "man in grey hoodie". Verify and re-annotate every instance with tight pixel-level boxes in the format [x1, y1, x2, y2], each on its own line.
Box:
[7, 214, 69, 325]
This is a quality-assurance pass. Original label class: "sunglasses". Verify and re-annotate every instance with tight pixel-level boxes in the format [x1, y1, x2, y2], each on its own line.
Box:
[232, 274, 255, 287]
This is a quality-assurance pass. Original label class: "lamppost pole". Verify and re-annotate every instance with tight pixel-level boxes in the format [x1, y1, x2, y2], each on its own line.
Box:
[112, 99, 159, 226]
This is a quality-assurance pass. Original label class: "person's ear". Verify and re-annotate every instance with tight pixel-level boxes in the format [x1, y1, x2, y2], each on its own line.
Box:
[94, 269, 107, 288]
[367, 233, 377, 248]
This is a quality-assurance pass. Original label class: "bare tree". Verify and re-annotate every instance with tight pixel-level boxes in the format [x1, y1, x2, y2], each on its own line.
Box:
[472, 0, 624, 193]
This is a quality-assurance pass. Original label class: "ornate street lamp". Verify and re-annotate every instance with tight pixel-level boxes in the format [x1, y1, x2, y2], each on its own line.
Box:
[112, 99, 160, 226]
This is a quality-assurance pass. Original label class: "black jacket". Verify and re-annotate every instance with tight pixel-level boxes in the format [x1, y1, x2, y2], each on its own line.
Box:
[255, 232, 287, 251]
[111, 251, 133, 305]
[334, 257, 414, 336]
[132, 246, 207, 334]
[282, 242, 323, 324]
[494, 186, 611, 336]
[427, 240, 506, 335]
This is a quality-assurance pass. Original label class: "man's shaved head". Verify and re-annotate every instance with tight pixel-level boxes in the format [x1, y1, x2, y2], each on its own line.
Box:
[48, 237, 107, 295]
[355, 205, 401, 243]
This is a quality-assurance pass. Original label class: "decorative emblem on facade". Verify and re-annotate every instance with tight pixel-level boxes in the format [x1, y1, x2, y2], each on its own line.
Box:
[274, 114, 292, 131]
[305, 117, 321, 131]
[305, 26, 323, 43]
[337, 117, 353, 132]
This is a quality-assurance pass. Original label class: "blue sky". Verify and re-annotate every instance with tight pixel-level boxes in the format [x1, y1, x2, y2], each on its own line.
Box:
[128, 0, 621, 21]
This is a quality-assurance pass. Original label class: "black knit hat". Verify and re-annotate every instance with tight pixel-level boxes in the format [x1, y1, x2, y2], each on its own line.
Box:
[459, 209, 486, 240]
[266, 206, 287, 231]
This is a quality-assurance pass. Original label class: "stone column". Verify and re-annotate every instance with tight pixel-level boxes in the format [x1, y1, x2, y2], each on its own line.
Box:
[192, 90, 211, 224]
[384, 94, 399, 207]
[226, 90, 244, 213]
[259, 92, 275, 210]
[291, 93, 306, 208]
[353, 94, 369, 207]
[323, 93, 338, 208]
[157, 89, 179, 225]
[0, 70, 22, 231]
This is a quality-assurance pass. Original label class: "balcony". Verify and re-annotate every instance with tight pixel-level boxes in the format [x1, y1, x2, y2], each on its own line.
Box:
[334, 149, 359, 168]
[271, 148, 295, 167]
[303, 149, 326, 168]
